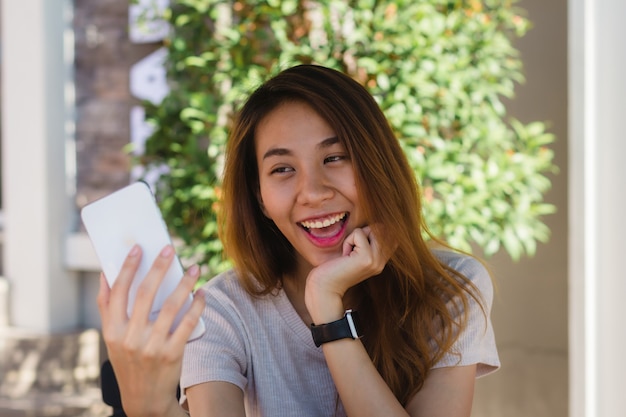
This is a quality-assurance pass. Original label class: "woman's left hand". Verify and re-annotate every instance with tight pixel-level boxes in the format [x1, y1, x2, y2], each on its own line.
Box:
[304, 225, 393, 322]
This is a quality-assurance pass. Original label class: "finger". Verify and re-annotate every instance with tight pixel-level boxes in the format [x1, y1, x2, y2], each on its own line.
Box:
[368, 224, 397, 259]
[168, 287, 206, 348]
[98, 272, 130, 347]
[342, 227, 369, 256]
[129, 245, 176, 324]
[342, 237, 355, 256]
[348, 228, 389, 277]
[350, 228, 373, 253]
[356, 225, 387, 259]
[362, 226, 390, 263]
[96, 272, 111, 326]
[149, 264, 201, 340]
[108, 245, 142, 321]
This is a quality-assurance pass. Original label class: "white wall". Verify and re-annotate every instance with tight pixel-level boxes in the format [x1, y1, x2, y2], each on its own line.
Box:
[569, 1, 626, 416]
[0, 0, 78, 332]
[472, 1, 569, 416]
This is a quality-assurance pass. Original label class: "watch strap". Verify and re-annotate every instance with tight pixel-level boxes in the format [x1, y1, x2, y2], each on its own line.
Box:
[310, 309, 362, 347]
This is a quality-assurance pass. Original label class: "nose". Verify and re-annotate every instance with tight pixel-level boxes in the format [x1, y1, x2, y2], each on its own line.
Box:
[296, 167, 334, 206]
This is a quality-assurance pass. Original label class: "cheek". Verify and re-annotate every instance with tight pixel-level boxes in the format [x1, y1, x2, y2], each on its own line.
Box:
[258, 192, 270, 218]
[258, 185, 284, 220]
[338, 174, 359, 201]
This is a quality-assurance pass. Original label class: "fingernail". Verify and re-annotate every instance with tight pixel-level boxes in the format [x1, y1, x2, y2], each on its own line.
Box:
[129, 245, 140, 257]
[188, 264, 200, 277]
[160, 245, 174, 258]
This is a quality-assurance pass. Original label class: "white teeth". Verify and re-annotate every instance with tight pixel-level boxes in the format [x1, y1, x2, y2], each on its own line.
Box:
[300, 213, 346, 230]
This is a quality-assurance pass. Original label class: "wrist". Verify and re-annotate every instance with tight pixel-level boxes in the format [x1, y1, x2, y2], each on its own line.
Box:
[304, 285, 344, 324]
[310, 309, 363, 347]
[130, 396, 184, 417]
[160, 400, 188, 417]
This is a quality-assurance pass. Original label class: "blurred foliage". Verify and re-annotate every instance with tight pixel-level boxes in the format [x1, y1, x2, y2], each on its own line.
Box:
[135, 0, 557, 279]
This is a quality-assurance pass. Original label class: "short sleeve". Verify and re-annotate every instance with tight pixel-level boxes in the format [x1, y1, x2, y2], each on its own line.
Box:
[180, 276, 249, 397]
[432, 253, 500, 377]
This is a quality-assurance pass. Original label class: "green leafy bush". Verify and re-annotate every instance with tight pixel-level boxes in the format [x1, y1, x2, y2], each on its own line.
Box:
[137, 0, 557, 279]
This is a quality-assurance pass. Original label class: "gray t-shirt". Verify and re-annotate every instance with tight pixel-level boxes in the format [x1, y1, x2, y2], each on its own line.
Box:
[181, 250, 500, 416]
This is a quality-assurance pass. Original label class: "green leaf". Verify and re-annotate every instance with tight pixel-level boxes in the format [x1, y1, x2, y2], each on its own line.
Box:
[137, 0, 555, 281]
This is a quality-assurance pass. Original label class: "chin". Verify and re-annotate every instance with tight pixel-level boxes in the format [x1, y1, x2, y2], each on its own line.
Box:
[307, 251, 342, 267]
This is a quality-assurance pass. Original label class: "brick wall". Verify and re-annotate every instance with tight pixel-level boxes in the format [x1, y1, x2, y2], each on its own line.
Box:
[74, 0, 161, 208]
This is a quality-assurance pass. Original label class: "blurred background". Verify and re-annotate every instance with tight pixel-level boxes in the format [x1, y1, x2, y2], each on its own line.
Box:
[0, 0, 624, 416]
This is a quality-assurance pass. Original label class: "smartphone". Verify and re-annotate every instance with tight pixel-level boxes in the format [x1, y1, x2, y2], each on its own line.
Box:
[81, 181, 205, 341]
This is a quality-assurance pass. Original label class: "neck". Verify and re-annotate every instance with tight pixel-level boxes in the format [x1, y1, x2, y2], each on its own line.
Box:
[282, 273, 313, 325]
[281, 268, 359, 326]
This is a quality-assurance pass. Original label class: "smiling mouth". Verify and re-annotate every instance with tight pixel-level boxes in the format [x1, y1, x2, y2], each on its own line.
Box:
[298, 213, 350, 247]
[300, 212, 348, 232]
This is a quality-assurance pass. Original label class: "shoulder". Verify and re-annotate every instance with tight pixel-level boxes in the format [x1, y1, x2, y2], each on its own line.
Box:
[199, 269, 258, 313]
[199, 269, 282, 320]
[202, 268, 276, 299]
[432, 249, 494, 303]
[430, 250, 501, 374]
[201, 269, 248, 296]
[433, 249, 487, 277]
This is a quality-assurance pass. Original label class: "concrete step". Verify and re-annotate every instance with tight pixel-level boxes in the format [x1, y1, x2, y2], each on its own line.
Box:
[0, 328, 111, 417]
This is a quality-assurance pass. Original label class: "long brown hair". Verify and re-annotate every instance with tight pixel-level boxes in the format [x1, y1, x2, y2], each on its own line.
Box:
[220, 65, 480, 404]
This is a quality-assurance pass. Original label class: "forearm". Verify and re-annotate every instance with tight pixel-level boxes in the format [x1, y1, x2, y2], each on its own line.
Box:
[321, 338, 409, 417]
[306, 295, 408, 416]
[312, 311, 476, 417]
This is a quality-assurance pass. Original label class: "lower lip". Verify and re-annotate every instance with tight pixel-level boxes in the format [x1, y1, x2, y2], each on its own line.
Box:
[303, 220, 348, 248]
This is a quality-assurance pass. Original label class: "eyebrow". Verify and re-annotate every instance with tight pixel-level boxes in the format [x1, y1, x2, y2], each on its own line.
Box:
[262, 136, 340, 160]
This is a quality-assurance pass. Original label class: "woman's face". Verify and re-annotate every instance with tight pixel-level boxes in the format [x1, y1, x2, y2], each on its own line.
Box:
[255, 101, 366, 271]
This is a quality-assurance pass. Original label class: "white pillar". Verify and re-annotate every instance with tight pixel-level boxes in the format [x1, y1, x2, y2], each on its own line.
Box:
[569, 1, 626, 416]
[1, 0, 78, 332]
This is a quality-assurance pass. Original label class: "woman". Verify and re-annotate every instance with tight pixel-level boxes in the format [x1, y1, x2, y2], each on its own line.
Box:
[98, 64, 499, 417]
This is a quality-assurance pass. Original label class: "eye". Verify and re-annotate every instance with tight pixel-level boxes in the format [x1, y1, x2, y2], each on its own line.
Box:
[324, 154, 348, 164]
[270, 165, 294, 175]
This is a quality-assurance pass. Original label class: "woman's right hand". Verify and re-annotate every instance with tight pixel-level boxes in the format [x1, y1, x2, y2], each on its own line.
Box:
[97, 244, 205, 417]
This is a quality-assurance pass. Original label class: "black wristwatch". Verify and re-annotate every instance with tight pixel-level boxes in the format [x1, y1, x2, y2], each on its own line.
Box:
[310, 309, 363, 347]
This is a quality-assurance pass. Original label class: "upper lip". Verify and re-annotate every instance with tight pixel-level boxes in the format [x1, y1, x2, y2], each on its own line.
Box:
[298, 212, 348, 229]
